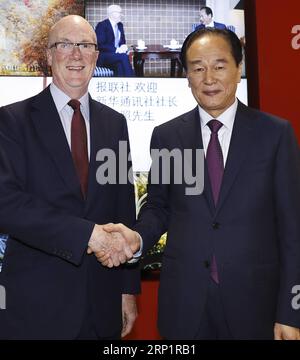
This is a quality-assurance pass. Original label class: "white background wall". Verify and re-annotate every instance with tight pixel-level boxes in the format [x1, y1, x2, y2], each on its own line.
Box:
[0, 77, 247, 171]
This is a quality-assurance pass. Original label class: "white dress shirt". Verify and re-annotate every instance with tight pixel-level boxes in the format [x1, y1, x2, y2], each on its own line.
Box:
[109, 18, 120, 49]
[50, 83, 91, 160]
[206, 20, 215, 28]
[199, 98, 238, 166]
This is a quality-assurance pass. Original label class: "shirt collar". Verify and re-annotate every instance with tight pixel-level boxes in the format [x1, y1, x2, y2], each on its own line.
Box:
[199, 98, 238, 132]
[109, 18, 119, 28]
[50, 83, 89, 116]
[206, 20, 214, 27]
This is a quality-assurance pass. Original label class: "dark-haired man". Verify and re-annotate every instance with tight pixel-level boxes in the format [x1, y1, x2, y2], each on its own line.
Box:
[195, 6, 226, 30]
[98, 28, 300, 340]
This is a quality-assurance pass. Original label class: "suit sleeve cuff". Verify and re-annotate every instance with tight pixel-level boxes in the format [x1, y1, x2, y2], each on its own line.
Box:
[127, 232, 143, 264]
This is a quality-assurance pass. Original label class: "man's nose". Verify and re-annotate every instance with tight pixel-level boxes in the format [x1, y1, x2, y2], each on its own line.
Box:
[203, 69, 216, 84]
[71, 45, 82, 58]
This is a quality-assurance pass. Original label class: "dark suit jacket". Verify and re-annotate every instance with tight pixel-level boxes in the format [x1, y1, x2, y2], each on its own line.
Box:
[95, 19, 126, 53]
[0, 86, 139, 339]
[134, 101, 300, 339]
[195, 22, 227, 31]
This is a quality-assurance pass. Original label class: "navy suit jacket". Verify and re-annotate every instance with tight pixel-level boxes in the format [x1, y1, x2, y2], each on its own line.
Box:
[95, 18, 126, 53]
[134, 101, 300, 339]
[0, 87, 139, 339]
[195, 22, 227, 31]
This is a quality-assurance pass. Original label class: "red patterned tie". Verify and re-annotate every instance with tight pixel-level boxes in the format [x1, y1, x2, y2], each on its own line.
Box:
[68, 99, 89, 197]
[206, 119, 224, 283]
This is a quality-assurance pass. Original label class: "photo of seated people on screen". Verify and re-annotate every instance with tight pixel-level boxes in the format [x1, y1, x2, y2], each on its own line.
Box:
[86, 0, 246, 78]
[95, 4, 134, 77]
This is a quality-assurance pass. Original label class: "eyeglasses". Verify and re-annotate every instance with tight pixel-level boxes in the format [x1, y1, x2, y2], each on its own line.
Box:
[49, 42, 97, 54]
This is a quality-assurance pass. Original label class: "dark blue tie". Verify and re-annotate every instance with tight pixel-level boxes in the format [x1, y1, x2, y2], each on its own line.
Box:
[114, 24, 120, 48]
[206, 119, 224, 283]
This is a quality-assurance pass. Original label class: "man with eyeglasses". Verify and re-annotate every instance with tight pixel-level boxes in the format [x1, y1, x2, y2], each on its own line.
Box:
[0, 15, 139, 339]
[95, 4, 134, 77]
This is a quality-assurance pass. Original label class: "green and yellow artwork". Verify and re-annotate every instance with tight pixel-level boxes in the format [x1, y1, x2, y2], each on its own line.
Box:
[0, 0, 84, 76]
[134, 172, 166, 273]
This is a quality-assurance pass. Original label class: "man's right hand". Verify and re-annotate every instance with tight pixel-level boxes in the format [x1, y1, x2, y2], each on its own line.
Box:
[87, 224, 134, 267]
[116, 44, 128, 53]
[94, 223, 141, 267]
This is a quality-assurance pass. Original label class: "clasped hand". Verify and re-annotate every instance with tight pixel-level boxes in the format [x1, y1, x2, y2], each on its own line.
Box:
[87, 223, 140, 267]
[116, 44, 128, 53]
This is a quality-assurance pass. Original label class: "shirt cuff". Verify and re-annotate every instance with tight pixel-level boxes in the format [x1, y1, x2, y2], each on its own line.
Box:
[127, 233, 143, 264]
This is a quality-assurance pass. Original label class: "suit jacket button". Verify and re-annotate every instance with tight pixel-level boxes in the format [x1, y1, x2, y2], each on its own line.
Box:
[204, 260, 210, 268]
[212, 222, 220, 229]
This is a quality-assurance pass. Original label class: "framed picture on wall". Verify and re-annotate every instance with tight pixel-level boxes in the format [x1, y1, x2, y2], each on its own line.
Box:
[0, 0, 84, 76]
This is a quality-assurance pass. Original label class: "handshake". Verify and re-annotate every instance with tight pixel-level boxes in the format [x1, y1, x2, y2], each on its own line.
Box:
[87, 223, 141, 267]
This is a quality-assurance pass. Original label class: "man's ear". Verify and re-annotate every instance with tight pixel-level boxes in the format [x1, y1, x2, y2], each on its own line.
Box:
[237, 62, 243, 83]
[46, 49, 52, 67]
[187, 75, 191, 88]
[93, 50, 99, 67]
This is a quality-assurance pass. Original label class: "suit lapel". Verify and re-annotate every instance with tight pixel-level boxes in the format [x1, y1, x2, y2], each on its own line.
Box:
[177, 107, 215, 215]
[176, 107, 202, 156]
[215, 101, 255, 215]
[84, 97, 107, 207]
[31, 87, 82, 199]
[108, 19, 115, 39]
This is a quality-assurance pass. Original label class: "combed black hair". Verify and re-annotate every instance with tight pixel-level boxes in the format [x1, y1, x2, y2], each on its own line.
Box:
[200, 6, 213, 17]
[180, 28, 243, 70]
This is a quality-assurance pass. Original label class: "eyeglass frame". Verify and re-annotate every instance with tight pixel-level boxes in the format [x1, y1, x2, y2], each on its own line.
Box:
[49, 42, 98, 53]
